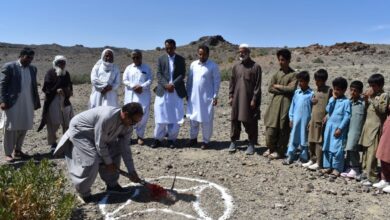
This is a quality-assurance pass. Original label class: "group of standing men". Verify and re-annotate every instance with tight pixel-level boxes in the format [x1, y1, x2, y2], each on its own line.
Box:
[0, 40, 298, 201]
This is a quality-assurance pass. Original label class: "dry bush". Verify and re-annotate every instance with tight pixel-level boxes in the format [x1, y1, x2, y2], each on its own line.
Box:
[0, 159, 75, 220]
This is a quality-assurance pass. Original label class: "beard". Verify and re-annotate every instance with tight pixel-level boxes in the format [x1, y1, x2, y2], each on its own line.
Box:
[239, 54, 249, 61]
[54, 66, 66, 76]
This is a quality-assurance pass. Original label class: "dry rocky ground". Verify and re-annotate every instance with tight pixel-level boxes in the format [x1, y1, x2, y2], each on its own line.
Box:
[1, 37, 390, 219]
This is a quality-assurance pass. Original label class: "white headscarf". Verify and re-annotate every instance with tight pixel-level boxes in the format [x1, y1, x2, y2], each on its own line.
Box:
[53, 55, 67, 76]
[95, 48, 114, 72]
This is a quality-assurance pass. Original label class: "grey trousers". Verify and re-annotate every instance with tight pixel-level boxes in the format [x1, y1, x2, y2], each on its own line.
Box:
[65, 142, 121, 197]
[2, 129, 27, 156]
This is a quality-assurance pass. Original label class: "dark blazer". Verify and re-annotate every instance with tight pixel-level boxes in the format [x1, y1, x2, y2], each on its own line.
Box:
[155, 54, 187, 98]
[0, 61, 41, 110]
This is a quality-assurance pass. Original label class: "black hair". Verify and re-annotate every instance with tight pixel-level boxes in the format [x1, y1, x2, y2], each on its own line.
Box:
[276, 49, 291, 61]
[332, 77, 348, 90]
[368, 73, 385, 87]
[165, 39, 176, 47]
[314, 69, 328, 81]
[198, 45, 210, 54]
[19, 47, 35, 57]
[122, 102, 143, 117]
[296, 71, 310, 82]
[350, 80, 364, 92]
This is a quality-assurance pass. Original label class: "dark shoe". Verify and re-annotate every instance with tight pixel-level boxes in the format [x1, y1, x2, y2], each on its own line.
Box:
[168, 140, 175, 148]
[200, 143, 208, 150]
[245, 144, 255, 155]
[187, 138, 198, 148]
[50, 143, 57, 154]
[282, 158, 293, 165]
[13, 150, 30, 160]
[150, 140, 161, 148]
[76, 194, 96, 204]
[137, 137, 145, 145]
[106, 184, 130, 194]
[228, 142, 237, 153]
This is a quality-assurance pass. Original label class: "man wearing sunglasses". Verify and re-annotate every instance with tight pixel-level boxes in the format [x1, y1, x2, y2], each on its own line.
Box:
[0, 47, 41, 163]
[53, 102, 144, 203]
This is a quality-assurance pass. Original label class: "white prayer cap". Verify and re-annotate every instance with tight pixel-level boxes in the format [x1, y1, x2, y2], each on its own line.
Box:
[53, 55, 66, 66]
[239, 43, 250, 49]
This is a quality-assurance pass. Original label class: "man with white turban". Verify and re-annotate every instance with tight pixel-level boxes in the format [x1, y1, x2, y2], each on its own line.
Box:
[123, 49, 153, 145]
[89, 49, 120, 108]
[38, 55, 74, 153]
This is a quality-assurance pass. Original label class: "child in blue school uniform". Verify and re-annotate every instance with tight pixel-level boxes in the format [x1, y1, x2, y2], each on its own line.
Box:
[321, 77, 351, 176]
[283, 71, 314, 165]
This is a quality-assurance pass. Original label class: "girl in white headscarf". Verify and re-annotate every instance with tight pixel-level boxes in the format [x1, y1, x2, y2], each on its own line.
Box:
[89, 49, 120, 108]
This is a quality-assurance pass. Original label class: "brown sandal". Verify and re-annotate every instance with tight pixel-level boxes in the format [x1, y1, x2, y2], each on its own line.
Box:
[13, 150, 30, 160]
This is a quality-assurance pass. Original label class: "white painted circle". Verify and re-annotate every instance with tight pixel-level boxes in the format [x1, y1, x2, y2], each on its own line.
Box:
[98, 176, 234, 220]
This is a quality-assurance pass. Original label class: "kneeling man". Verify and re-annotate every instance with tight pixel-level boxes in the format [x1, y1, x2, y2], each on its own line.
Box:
[54, 102, 143, 202]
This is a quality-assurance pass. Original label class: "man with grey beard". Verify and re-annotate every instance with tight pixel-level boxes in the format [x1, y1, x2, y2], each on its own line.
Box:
[38, 55, 74, 153]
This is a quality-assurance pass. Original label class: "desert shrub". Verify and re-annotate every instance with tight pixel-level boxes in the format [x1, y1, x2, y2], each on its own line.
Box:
[312, 57, 324, 64]
[0, 159, 75, 220]
[220, 68, 232, 81]
[228, 57, 235, 63]
[72, 73, 90, 85]
[257, 49, 268, 56]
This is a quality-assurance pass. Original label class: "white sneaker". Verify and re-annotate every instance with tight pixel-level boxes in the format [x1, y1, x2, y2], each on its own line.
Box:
[383, 185, 390, 193]
[346, 169, 359, 179]
[308, 163, 319, 170]
[302, 160, 314, 167]
[361, 180, 373, 186]
[340, 168, 351, 178]
[373, 180, 389, 189]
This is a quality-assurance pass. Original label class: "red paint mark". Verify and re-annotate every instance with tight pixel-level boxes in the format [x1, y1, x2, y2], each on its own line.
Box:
[146, 183, 168, 200]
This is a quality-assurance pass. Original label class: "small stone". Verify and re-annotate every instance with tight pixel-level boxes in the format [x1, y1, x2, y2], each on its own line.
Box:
[218, 177, 225, 181]
[166, 164, 173, 169]
[274, 203, 286, 209]
[241, 162, 247, 166]
[328, 177, 335, 182]
[362, 187, 370, 193]
[235, 174, 240, 179]
[347, 198, 354, 203]
[309, 176, 316, 180]
[341, 191, 349, 196]
[330, 190, 337, 195]
[260, 177, 268, 183]
[198, 171, 204, 176]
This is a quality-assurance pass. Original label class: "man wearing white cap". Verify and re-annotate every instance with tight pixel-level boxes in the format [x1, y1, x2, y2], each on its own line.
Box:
[38, 55, 74, 153]
[228, 44, 262, 155]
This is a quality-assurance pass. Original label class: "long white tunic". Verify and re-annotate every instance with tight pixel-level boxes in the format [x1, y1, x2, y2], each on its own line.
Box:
[123, 63, 152, 107]
[187, 59, 221, 123]
[154, 55, 184, 124]
[1, 62, 34, 130]
[89, 63, 120, 108]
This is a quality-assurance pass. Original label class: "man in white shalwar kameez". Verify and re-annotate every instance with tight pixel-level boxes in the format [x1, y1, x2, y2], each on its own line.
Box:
[187, 45, 221, 149]
[123, 50, 153, 145]
[152, 39, 187, 148]
[89, 48, 120, 108]
[53, 103, 143, 203]
[0, 48, 41, 162]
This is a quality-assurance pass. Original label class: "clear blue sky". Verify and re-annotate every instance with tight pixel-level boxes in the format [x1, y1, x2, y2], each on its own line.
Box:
[1, 0, 389, 49]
